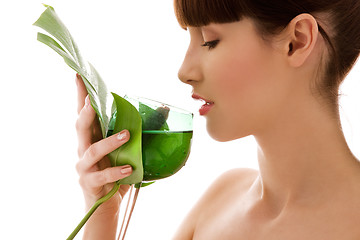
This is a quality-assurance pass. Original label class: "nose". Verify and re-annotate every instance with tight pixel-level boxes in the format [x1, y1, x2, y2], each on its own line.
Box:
[178, 44, 202, 85]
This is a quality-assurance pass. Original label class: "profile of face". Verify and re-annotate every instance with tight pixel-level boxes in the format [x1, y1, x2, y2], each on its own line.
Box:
[178, 19, 296, 142]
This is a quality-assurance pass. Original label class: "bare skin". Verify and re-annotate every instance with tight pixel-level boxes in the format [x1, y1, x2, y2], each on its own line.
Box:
[173, 16, 360, 239]
[74, 14, 360, 240]
[174, 167, 360, 240]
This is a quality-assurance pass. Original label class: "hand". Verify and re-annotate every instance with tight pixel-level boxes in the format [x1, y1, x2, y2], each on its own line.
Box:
[75, 73, 132, 212]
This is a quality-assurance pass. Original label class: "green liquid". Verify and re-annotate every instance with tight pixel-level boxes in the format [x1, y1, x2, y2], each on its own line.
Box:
[142, 130, 193, 181]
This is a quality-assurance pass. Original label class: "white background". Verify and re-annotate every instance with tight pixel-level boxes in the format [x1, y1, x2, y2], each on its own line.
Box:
[0, 1, 359, 239]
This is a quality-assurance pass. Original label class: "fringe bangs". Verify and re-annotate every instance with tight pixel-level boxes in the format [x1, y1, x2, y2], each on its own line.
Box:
[174, 0, 243, 28]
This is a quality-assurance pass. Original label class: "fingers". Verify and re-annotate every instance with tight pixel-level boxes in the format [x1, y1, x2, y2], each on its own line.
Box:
[74, 73, 133, 200]
[79, 165, 133, 191]
[77, 130, 132, 193]
[76, 73, 88, 114]
[76, 130, 130, 173]
[76, 95, 97, 157]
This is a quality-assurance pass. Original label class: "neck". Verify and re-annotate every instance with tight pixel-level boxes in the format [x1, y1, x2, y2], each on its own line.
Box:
[253, 97, 358, 212]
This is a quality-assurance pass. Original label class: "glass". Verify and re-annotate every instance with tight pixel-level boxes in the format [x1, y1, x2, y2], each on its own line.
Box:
[108, 96, 193, 182]
[108, 96, 193, 240]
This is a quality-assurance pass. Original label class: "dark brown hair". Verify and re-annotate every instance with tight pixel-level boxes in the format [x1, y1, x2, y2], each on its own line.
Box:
[174, 0, 360, 106]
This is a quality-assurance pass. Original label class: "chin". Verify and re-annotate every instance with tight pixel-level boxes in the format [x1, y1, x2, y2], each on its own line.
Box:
[207, 124, 249, 142]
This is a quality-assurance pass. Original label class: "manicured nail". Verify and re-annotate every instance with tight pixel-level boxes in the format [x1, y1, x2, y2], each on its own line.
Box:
[121, 166, 132, 174]
[85, 95, 90, 107]
[117, 130, 128, 141]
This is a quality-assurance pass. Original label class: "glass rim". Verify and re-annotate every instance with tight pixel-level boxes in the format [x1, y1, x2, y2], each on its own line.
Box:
[124, 95, 194, 117]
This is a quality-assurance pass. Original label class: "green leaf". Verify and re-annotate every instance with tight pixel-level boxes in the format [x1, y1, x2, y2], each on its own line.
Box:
[33, 5, 109, 137]
[34, 6, 145, 180]
[33, 5, 85, 68]
[109, 93, 143, 185]
[34, 5, 167, 239]
[36, 32, 81, 73]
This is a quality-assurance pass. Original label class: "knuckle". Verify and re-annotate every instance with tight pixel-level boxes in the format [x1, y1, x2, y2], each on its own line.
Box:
[95, 170, 107, 185]
[106, 168, 117, 182]
[106, 138, 118, 150]
[107, 167, 124, 182]
[86, 145, 98, 160]
[75, 118, 83, 132]
[75, 161, 83, 175]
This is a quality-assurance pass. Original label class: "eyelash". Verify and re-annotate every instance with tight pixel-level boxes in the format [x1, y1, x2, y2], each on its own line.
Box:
[201, 40, 220, 50]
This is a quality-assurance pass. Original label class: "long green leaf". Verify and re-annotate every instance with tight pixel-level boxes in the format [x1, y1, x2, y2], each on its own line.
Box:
[37, 32, 81, 73]
[33, 5, 109, 136]
[33, 5, 175, 239]
[34, 5, 144, 184]
[33, 5, 85, 68]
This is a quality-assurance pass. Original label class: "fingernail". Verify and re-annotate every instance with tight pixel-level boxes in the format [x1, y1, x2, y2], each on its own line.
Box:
[117, 130, 128, 141]
[121, 166, 132, 174]
[75, 73, 81, 85]
[85, 95, 90, 107]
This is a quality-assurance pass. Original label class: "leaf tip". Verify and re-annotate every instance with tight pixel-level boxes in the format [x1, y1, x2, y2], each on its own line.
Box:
[42, 3, 54, 10]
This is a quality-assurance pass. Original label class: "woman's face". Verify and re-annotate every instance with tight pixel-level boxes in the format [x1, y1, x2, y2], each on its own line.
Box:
[178, 19, 294, 141]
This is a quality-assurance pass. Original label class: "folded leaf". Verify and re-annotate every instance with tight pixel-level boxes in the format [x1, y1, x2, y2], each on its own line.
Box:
[109, 93, 143, 184]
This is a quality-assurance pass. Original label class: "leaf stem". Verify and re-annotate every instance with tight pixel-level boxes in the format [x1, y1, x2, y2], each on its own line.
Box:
[67, 183, 121, 240]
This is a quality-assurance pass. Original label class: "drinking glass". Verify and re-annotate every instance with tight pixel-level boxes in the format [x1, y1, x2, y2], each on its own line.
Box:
[109, 96, 193, 240]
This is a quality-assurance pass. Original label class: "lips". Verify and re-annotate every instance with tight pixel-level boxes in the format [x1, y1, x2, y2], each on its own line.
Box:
[192, 93, 214, 116]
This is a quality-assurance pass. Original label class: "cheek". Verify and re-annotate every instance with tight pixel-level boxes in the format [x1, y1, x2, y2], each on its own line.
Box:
[205, 45, 282, 140]
[216, 47, 270, 105]
[204, 60, 259, 140]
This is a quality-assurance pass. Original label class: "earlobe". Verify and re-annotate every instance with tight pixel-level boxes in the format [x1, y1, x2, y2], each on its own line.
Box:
[286, 14, 319, 67]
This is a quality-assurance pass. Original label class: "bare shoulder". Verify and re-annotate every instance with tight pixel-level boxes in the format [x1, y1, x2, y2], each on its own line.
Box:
[208, 168, 259, 193]
[194, 167, 259, 209]
[173, 168, 258, 240]
[196, 168, 259, 212]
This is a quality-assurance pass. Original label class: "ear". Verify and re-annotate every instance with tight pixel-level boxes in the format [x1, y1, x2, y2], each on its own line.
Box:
[285, 14, 319, 67]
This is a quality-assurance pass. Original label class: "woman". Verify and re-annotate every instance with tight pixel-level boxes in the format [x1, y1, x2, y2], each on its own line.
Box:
[75, 0, 360, 239]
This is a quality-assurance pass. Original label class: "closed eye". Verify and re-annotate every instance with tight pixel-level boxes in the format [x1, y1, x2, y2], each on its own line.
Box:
[201, 40, 220, 50]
